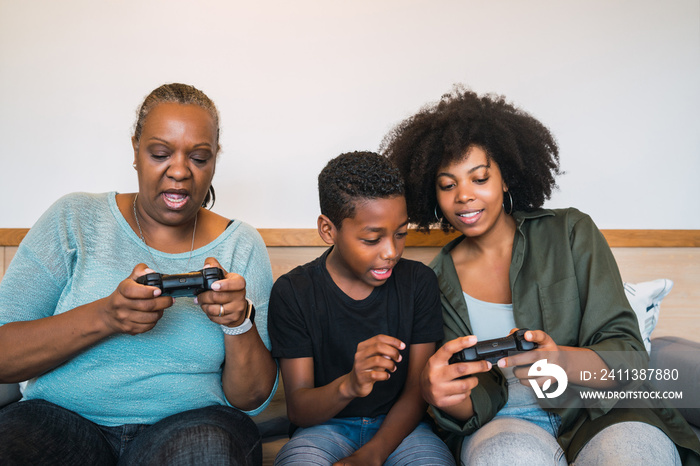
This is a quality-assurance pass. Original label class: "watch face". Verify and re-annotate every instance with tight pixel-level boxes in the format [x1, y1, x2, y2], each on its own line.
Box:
[243, 298, 255, 323]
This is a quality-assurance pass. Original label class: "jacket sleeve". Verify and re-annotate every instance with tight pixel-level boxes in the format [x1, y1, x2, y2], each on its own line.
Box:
[568, 212, 649, 417]
[430, 291, 507, 436]
[570, 213, 647, 353]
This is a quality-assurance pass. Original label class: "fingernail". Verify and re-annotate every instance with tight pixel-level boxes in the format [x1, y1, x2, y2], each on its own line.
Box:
[211, 283, 221, 291]
[193, 297, 198, 304]
[486, 361, 492, 370]
[145, 268, 155, 274]
[153, 289, 161, 297]
[498, 359, 506, 368]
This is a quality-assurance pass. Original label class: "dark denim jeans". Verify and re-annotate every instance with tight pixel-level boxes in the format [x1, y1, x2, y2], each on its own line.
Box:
[0, 399, 262, 465]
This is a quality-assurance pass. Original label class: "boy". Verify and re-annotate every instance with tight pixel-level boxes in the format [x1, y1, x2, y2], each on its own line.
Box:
[268, 152, 455, 465]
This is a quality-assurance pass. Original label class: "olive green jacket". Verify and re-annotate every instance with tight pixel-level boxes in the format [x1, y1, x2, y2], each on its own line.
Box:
[430, 208, 700, 463]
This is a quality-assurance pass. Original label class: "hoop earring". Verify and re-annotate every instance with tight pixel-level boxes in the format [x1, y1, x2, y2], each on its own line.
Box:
[434, 205, 443, 223]
[202, 185, 215, 208]
[503, 190, 514, 215]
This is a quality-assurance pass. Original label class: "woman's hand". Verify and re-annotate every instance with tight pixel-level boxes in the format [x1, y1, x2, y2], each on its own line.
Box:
[101, 263, 174, 335]
[501, 328, 619, 389]
[498, 329, 563, 388]
[421, 336, 491, 410]
[194, 257, 249, 327]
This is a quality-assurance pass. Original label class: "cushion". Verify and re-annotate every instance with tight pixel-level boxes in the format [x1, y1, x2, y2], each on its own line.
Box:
[623, 279, 673, 353]
[649, 336, 700, 428]
[0, 383, 21, 408]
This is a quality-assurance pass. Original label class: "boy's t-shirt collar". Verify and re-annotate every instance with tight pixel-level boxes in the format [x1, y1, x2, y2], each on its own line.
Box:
[319, 246, 387, 307]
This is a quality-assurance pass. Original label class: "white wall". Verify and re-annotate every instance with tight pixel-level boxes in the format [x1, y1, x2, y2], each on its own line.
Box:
[1, 0, 698, 229]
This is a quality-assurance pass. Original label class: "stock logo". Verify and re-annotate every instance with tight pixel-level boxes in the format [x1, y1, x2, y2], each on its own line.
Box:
[528, 359, 568, 399]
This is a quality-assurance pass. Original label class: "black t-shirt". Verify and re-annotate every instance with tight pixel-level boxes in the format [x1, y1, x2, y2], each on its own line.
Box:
[268, 248, 443, 419]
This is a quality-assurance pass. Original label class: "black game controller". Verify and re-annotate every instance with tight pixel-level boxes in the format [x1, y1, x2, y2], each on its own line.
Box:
[449, 329, 538, 365]
[135, 268, 225, 297]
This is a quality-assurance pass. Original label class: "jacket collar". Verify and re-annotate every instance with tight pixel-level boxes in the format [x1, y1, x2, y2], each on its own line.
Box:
[512, 208, 555, 227]
[430, 209, 555, 324]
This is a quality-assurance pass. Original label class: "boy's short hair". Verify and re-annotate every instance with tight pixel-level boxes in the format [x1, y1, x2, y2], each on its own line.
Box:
[318, 151, 405, 228]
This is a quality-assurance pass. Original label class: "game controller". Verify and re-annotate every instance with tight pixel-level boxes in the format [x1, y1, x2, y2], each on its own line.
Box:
[449, 329, 538, 364]
[135, 268, 225, 297]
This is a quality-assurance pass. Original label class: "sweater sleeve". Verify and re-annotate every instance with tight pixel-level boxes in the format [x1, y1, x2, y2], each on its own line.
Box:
[217, 221, 278, 417]
[232, 222, 274, 350]
[0, 195, 77, 325]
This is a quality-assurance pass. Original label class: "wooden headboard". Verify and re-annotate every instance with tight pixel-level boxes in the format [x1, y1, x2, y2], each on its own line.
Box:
[2, 228, 699, 342]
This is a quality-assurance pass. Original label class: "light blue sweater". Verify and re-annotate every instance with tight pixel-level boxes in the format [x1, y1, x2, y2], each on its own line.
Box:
[0, 192, 275, 425]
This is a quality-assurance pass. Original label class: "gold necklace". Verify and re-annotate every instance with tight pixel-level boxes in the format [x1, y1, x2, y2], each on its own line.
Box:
[132, 193, 198, 270]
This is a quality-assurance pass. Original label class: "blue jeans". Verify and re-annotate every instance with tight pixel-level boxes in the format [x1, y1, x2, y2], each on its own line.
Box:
[493, 376, 562, 437]
[274, 416, 455, 465]
[0, 399, 261, 465]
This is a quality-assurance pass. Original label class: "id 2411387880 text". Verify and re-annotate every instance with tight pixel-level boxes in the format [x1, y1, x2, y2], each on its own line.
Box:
[580, 368, 679, 382]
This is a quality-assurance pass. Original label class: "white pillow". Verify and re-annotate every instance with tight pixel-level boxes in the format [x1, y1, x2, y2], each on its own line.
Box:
[623, 279, 673, 353]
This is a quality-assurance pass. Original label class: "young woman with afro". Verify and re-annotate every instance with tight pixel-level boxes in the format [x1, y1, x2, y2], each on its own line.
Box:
[381, 88, 700, 465]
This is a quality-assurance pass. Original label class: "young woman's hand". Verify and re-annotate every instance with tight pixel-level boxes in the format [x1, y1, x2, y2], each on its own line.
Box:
[194, 257, 250, 328]
[498, 328, 563, 387]
[421, 335, 491, 409]
[101, 263, 174, 335]
[340, 334, 406, 399]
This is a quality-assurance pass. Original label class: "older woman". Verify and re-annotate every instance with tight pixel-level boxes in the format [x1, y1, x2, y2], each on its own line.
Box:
[0, 83, 277, 465]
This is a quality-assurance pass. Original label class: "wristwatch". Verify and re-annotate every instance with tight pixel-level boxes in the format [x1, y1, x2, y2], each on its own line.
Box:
[221, 298, 255, 335]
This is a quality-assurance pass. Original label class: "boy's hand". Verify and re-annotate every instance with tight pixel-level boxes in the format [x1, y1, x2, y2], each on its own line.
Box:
[341, 335, 406, 399]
